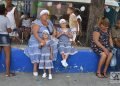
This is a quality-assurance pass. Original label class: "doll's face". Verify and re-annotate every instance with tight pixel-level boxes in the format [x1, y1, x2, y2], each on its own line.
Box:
[42, 32, 49, 39]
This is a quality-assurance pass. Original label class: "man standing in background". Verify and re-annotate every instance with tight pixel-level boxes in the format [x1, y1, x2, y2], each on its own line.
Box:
[6, 0, 20, 35]
[6, 0, 20, 43]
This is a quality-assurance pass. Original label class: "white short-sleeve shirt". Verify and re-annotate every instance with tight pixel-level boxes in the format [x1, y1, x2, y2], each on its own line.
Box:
[0, 15, 11, 34]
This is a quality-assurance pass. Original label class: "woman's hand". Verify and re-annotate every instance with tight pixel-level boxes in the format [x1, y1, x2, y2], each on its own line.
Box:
[62, 31, 65, 34]
[64, 32, 68, 35]
[7, 28, 12, 33]
[59, 32, 64, 36]
[116, 41, 120, 47]
[40, 39, 46, 47]
[65, 31, 70, 35]
[65, 32, 73, 38]
[114, 39, 120, 47]
[93, 31, 109, 55]
[103, 48, 109, 56]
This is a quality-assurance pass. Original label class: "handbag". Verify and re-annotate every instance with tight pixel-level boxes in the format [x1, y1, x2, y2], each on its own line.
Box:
[110, 48, 117, 67]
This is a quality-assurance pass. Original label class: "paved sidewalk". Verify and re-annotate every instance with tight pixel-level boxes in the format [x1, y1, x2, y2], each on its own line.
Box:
[0, 73, 119, 86]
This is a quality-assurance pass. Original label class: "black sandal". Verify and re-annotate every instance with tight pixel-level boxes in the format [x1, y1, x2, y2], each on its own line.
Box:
[102, 73, 108, 78]
[96, 73, 104, 78]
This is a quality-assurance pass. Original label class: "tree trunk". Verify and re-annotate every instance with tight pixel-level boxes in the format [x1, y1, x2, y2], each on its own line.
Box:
[86, 0, 105, 46]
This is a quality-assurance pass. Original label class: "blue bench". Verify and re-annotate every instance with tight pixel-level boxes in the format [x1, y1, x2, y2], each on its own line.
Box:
[0, 48, 99, 73]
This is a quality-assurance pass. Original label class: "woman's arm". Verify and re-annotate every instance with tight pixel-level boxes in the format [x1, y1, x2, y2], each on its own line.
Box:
[32, 24, 42, 43]
[52, 26, 57, 37]
[77, 19, 82, 36]
[111, 29, 120, 47]
[6, 18, 12, 33]
[93, 32, 106, 50]
[14, 8, 20, 28]
[50, 46, 53, 60]
[65, 32, 73, 38]
[77, 19, 81, 29]
[111, 28, 117, 39]
[72, 15, 79, 32]
[109, 33, 113, 47]
[56, 31, 63, 38]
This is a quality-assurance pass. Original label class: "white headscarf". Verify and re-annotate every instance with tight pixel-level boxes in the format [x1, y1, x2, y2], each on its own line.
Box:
[42, 30, 49, 35]
[40, 9, 49, 17]
[59, 19, 67, 24]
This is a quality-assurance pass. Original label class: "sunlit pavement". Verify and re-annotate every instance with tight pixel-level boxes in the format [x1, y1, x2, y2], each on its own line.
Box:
[0, 73, 119, 86]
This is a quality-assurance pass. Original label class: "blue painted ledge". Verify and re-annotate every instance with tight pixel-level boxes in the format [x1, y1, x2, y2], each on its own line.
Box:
[0, 48, 100, 73]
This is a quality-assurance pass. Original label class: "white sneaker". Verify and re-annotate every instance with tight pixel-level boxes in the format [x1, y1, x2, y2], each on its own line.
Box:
[33, 72, 38, 77]
[42, 73, 47, 78]
[48, 74, 52, 80]
[61, 60, 68, 67]
[61, 60, 65, 66]
[64, 62, 68, 67]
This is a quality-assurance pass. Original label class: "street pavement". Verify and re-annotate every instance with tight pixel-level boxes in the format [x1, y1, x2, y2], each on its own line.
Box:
[0, 73, 119, 86]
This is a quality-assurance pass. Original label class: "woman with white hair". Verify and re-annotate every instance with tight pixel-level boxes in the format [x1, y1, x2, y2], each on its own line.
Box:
[24, 9, 54, 77]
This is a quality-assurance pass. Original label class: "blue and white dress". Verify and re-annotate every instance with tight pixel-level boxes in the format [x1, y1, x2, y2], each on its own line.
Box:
[50, 36, 58, 61]
[39, 40, 54, 69]
[57, 28, 78, 55]
[24, 19, 54, 63]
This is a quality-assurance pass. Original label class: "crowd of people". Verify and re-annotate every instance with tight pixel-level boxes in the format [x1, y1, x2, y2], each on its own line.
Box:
[0, 0, 120, 80]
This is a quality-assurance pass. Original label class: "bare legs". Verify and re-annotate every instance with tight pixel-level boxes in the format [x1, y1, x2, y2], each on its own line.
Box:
[3, 46, 11, 76]
[61, 53, 69, 67]
[42, 69, 51, 74]
[33, 63, 38, 72]
[43, 69, 46, 74]
[33, 63, 38, 76]
[61, 53, 65, 60]
[97, 52, 107, 78]
[97, 52, 113, 78]
[48, 69, 51, 75]
[103, 53, 112, 77]
[61, 53, 69, 61]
